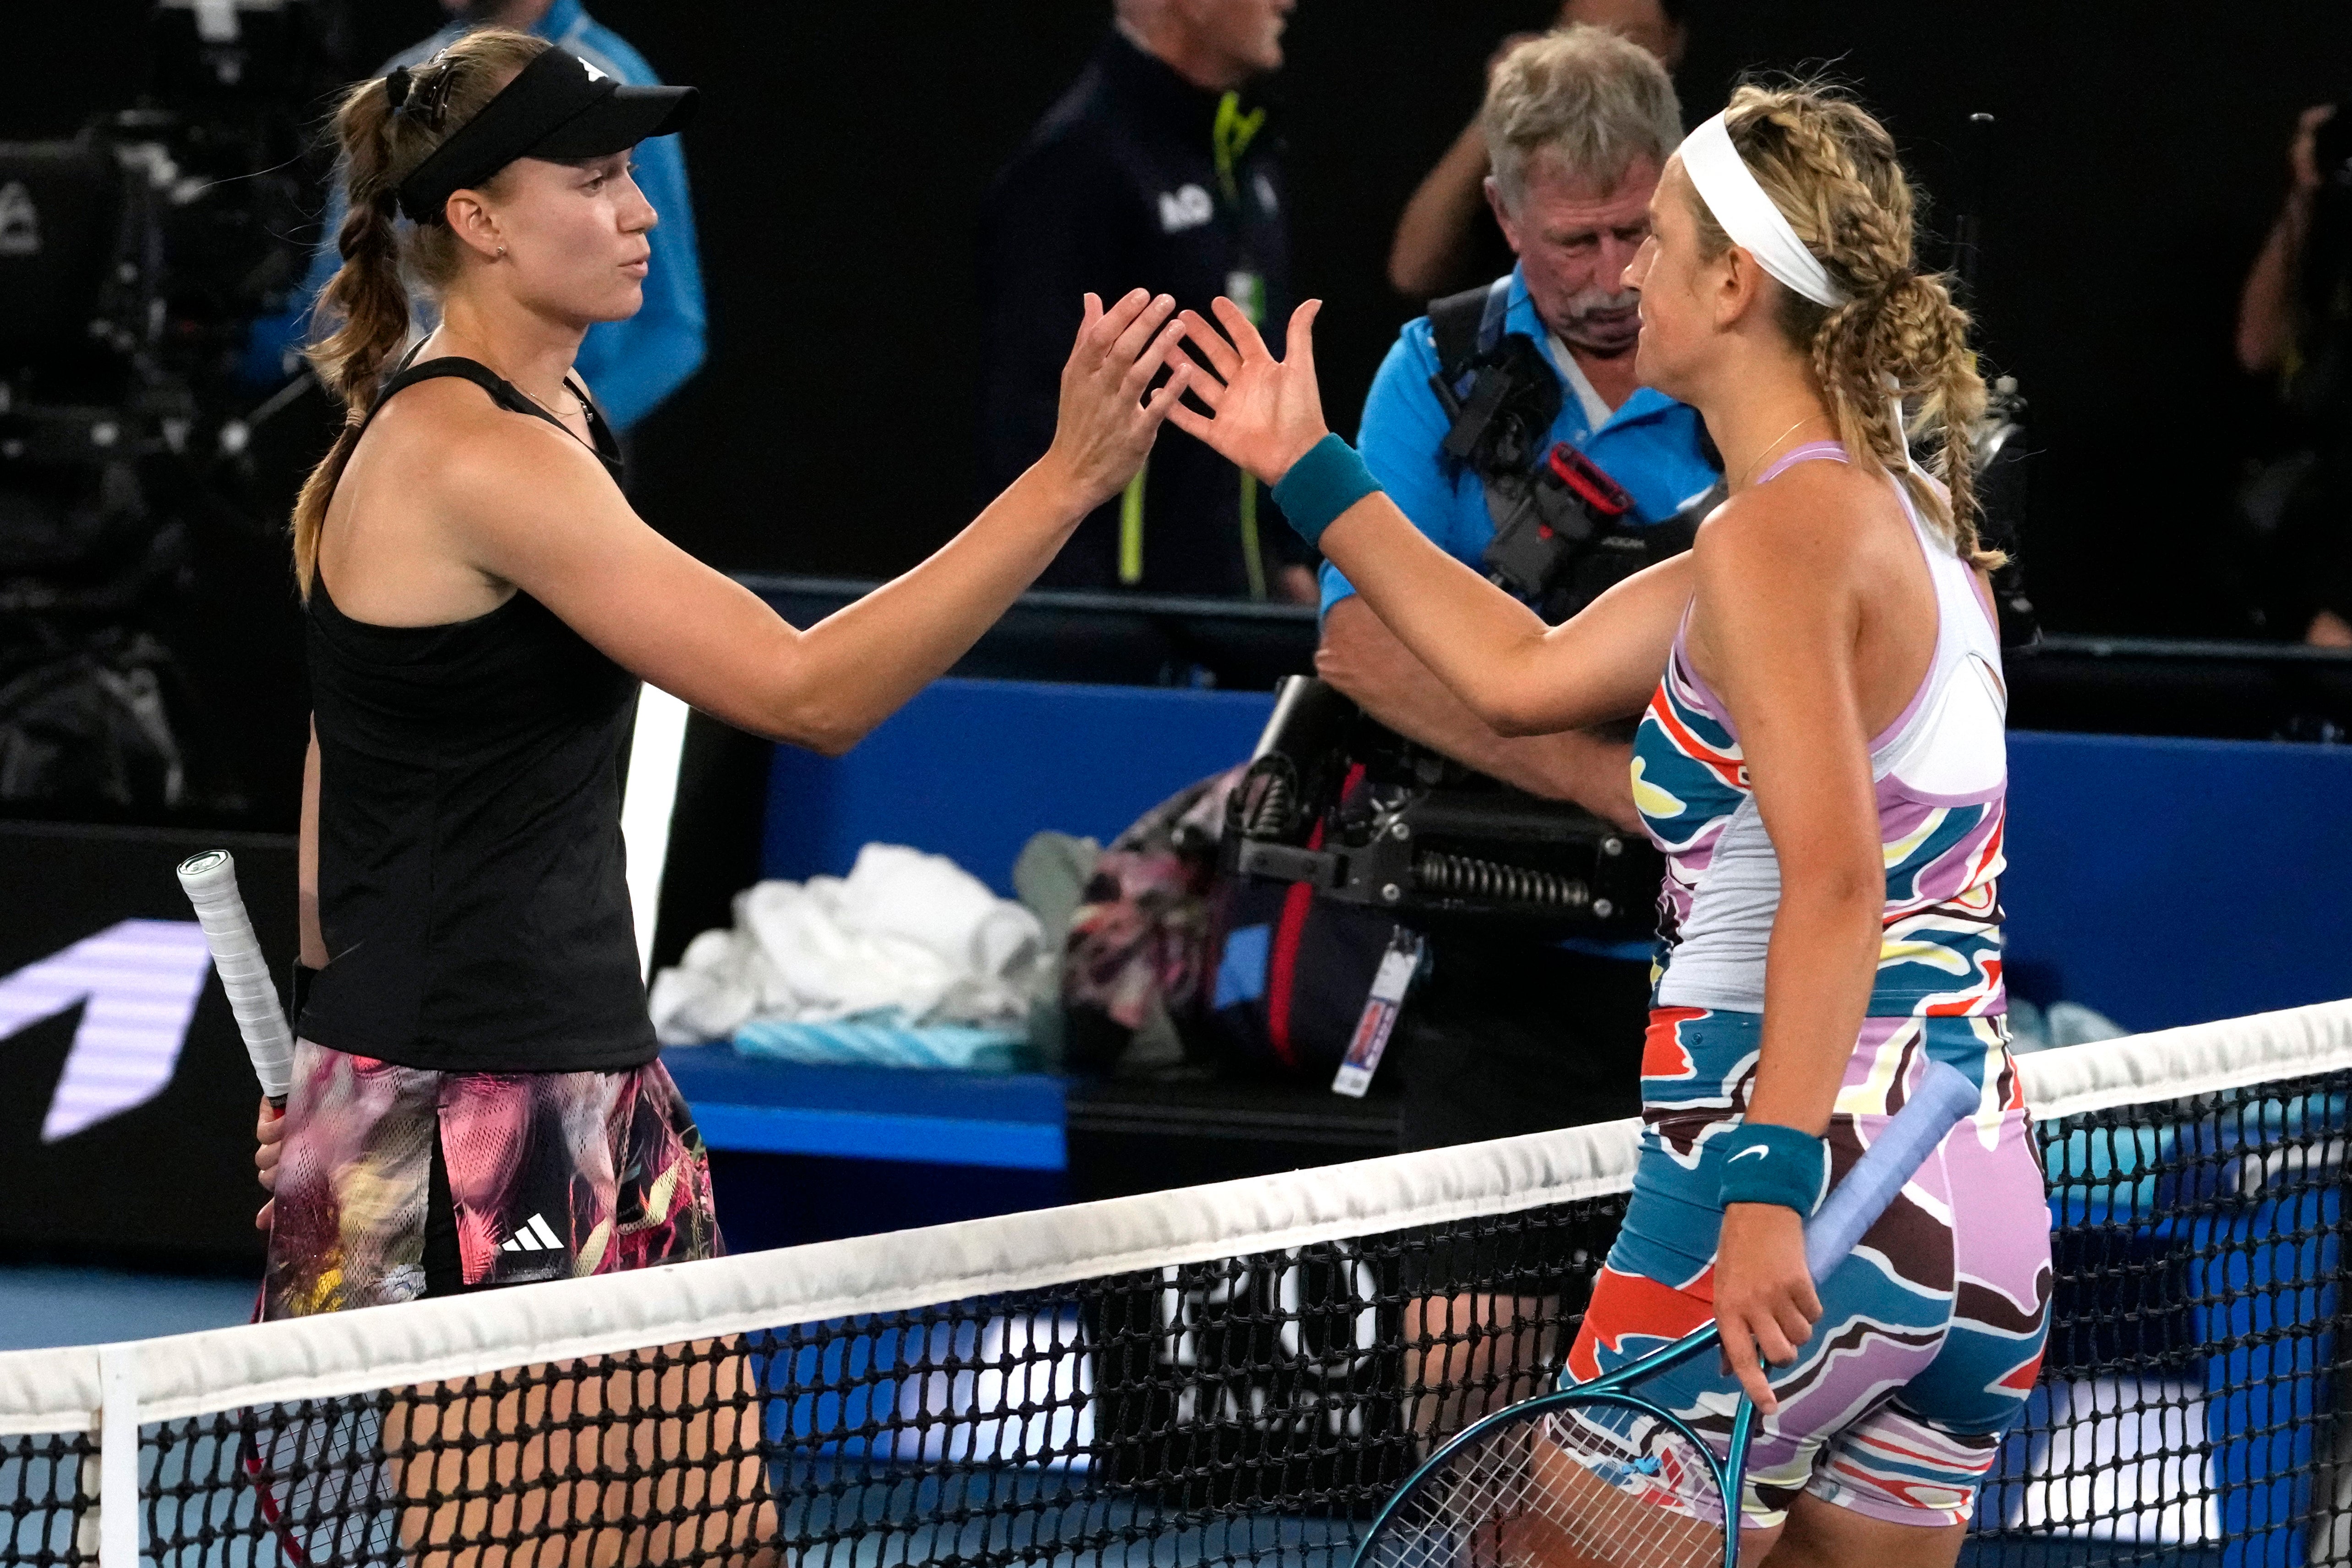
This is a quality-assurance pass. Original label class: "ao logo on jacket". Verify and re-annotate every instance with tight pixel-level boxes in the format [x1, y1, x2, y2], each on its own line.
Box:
[1158, 184, 1214, 234]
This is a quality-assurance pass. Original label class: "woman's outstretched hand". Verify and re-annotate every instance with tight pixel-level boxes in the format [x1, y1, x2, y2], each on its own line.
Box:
[1040, 289, 1191, 512]
[1168, 298, 1332, 486]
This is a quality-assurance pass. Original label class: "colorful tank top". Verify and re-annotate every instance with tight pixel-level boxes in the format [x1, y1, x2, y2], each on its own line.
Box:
[1631, 442, 2008, 1018]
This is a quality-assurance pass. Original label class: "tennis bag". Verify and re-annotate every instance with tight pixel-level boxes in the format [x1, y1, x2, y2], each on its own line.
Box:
[1195, 846, 1397, 1083]
[1059, 765, 1396, 1083]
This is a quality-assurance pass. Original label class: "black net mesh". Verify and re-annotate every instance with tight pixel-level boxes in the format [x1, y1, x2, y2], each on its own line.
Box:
[1970, 1067, 2352, 1568]
[3, 1062, 2348, 1567]
[1, 1433, 95, 1567]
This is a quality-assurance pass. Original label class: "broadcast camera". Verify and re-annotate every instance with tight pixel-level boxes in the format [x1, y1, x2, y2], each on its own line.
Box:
[1, 0, 327, 450]
[0, 0, 338, 816]
[1226, 676, 1663, 942]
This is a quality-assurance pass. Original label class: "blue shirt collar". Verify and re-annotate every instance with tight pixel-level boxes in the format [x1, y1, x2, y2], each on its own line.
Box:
[1501, 263, 1684, 434]
[1503, 264, 1541, 338]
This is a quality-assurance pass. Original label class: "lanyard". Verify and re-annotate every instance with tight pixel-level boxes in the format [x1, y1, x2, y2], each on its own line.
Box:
[1211, 92, 1266, 206]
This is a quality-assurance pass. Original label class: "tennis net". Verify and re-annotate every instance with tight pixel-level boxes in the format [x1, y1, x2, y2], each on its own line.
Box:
[3, 999, 2347, 1567]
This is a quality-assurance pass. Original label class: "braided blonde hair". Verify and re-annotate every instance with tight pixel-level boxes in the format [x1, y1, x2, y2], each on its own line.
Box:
[291, 30, 550, 597]
[1686, 82, 2000, 568]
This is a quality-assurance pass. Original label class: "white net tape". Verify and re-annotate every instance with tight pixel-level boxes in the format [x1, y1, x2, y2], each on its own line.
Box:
[3, 998, 2347, 1441]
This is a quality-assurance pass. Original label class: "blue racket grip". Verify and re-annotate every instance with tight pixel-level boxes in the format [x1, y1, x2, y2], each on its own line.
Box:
[1801, 1061, 1978, 1283]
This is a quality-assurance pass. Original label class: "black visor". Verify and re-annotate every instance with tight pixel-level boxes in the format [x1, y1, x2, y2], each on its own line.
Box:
[395, 46, 697, 224]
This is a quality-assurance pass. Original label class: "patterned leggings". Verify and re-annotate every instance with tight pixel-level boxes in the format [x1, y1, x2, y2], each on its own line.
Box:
[1566, 1007, 2052, 1530]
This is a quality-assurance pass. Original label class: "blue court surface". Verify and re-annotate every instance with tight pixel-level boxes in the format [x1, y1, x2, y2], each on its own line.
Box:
[0, 1263, 255, 1352]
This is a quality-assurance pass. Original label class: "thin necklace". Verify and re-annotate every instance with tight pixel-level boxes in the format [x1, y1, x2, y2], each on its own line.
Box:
[507, 378, 596, 449]
[1734, 414, 1831, 490]
[516, 381, 590, 423]
[422, 333, 594, 438]
[454, 345, 589, 426]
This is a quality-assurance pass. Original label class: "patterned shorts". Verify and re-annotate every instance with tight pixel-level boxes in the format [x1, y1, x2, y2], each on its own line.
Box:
[263, 1040, 723, 1320]
[1566, 1007, 2053, 1531]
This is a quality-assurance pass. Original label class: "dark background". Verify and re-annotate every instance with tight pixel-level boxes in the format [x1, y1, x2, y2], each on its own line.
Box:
[0, 825, 294, 1266]
[9, 0, 2352, 827]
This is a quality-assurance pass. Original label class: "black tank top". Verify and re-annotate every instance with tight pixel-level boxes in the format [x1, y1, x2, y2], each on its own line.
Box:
[298, 353, 657, 1073]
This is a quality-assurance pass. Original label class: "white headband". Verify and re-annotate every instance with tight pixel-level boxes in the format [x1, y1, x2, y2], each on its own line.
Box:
[1676, 112, 1849, 309]
[1680, 113, 1922, 475]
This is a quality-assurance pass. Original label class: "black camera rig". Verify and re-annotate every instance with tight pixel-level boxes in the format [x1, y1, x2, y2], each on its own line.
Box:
[0, 0, 347, 818]
[1224, 675, 1663, 942]
[1424, 277, 1717, 628]
[2, 0, 337, 460]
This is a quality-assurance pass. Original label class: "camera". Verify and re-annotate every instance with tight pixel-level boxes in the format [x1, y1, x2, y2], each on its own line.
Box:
[3, 0, 328, 416]
[0, 0, 338, 817]
[1226, 676, 1664, 942]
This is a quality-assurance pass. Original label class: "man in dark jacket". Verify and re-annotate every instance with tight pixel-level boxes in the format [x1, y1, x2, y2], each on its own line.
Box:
[979, 0, 1314, 602]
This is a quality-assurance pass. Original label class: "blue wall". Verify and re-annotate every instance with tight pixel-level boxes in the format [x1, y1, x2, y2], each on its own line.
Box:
[761, 680, 2352, 1035]
[2002, 732, 2352, 1031]
[765, 679, 1275, 898]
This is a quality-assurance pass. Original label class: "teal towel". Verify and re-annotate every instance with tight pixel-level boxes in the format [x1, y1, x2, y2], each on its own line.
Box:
[732, 1016, 1038, 1073]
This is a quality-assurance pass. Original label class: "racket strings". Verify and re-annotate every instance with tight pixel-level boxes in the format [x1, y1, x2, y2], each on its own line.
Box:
[241, 1394, 401, 1563]
[1374, 1406, 1728, 1568]
[1528, 1414, 1724, 1568]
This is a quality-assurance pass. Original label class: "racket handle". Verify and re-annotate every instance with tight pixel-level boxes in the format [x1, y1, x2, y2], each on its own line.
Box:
[177, 850, 296, 1104]
[1801, 1060, 1979, 1283]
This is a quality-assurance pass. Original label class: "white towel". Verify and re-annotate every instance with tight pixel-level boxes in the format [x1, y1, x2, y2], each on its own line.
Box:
[649, 844, 1046, 1046]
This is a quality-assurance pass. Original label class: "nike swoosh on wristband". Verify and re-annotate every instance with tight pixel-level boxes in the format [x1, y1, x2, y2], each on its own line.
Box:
[1729, 1147, 1769, 1163]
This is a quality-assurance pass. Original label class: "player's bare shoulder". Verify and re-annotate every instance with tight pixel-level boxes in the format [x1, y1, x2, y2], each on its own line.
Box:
[365, 373, 610, 531]
[1693, 457, 1892, 591]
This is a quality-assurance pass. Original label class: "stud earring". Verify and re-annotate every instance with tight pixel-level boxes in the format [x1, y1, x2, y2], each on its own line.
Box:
[495, 244, 507, 258]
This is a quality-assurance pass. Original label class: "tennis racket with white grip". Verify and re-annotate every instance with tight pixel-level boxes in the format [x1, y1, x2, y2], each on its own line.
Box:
[176, 849, 295, 1106]
[180, 852, 392, 1561]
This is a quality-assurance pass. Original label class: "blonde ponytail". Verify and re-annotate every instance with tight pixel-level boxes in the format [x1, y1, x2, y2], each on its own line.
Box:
[291, 30, 549, 596]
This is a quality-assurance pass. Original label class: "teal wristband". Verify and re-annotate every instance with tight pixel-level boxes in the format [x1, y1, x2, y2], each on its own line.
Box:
[1718, 1122, 1830, 1215]
[1269, 433, 1381, 548]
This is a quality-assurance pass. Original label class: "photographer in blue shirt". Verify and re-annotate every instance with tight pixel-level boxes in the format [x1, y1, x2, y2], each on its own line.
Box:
[1319, 27, 1716, 1158]
[248, 0, 704, 432]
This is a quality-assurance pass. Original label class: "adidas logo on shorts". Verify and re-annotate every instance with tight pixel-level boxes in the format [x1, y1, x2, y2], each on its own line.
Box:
[501, 1213, 565, 1254]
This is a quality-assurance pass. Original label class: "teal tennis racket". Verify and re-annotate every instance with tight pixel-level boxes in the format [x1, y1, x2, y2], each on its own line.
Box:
[1355, 1061, 1981, 1568]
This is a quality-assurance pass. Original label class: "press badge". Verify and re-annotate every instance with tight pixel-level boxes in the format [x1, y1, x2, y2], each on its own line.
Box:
[1332, 926, 1426, 1098]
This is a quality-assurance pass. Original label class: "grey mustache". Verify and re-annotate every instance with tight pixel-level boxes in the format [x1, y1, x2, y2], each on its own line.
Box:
[1563, 288, 1642, 320]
